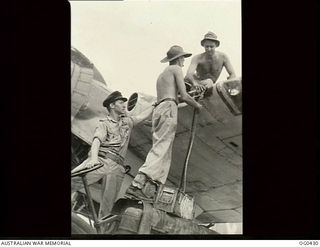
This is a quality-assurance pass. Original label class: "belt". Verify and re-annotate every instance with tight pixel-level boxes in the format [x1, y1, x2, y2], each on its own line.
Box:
[154, 98, 178, 107]
[98, 150, 131, 174]
[98, 150, 124, 166]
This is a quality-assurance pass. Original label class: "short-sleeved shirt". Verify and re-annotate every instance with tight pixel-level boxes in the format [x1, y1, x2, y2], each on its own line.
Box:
[93, 115, 138, 158]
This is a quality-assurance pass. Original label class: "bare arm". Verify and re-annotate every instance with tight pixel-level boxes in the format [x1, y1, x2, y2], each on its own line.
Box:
[174, 66, 202, 111]
[185, 56, 206, 92]
[89, 138, 101, 164]
[223, 54, 236, 80]
[185, 56, 198, 85]
[72, 137, 101, 171]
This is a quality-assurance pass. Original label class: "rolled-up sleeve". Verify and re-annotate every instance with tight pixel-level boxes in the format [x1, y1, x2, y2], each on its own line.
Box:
[93, 121, 107, 143]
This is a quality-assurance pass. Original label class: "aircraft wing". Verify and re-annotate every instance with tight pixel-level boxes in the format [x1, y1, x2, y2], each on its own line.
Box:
[126, 81, 242, 224]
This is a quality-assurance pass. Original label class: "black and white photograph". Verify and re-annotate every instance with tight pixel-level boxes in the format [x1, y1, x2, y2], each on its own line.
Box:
[70, 0, 242, 235]
[1, 0, 318, 242]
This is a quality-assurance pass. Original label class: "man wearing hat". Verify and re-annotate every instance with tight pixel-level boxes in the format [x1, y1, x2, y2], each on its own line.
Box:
[185, 31, 236, 95]
[126, 45, 203, 201]
[71, 91, 154, 222]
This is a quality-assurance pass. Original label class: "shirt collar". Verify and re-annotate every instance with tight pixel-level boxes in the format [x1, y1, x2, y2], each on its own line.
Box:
[106, 114, 125, 123]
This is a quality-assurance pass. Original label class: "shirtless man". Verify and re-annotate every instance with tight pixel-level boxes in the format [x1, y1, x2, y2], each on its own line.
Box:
[185, 31, 236, 94]
[126, 45, 202, 201]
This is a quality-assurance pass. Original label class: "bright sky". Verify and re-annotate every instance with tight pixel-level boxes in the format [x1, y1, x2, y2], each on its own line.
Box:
[71, 0, 241, 97]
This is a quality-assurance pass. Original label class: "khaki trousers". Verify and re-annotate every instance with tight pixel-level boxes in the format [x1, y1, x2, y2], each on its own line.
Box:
[139, 101, 178, 184]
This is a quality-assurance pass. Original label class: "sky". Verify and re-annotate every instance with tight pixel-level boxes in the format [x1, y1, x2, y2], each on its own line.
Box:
[71, 0, 241, 97]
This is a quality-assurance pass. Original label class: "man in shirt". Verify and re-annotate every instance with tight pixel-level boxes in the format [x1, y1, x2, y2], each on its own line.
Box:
[71, 91, 153, 220]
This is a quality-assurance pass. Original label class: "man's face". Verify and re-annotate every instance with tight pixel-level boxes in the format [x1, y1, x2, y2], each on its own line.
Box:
[203, 40, 217, 55]
[111, 100, 126, 115]
[178, 56, 185, 67]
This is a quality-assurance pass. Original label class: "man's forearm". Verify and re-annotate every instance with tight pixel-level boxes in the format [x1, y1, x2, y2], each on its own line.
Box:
[129, 105, 154, 124]
[185, 74, 197, 86]
[181, 94, 201, 109]
[90, 138, 101, 161]
[227, 73, 236, 80]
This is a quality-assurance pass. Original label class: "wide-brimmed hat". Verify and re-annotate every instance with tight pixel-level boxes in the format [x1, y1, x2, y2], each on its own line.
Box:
[160, 45, 192, 63]
[103, 91, 127, 108]
[201, 32, 220, 47]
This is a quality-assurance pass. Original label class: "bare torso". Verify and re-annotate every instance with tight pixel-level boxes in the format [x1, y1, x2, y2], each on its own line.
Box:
[156, 66, 179, 102]
[195, 51, 225, 83]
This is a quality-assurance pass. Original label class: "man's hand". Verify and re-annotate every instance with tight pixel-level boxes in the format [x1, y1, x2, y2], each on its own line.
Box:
[193, 81, 206, 93]
[143, 119, 153, 127]
[195, 102, 203, 113]
[71, 157, 101, 174]
[85, 158, 100, 169]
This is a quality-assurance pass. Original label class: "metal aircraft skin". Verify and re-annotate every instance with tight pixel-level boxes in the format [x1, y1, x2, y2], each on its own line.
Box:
[71, 47, 242, 231]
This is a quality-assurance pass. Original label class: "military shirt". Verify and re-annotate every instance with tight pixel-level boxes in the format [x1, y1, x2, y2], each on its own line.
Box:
[93, 115, 138, 158]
